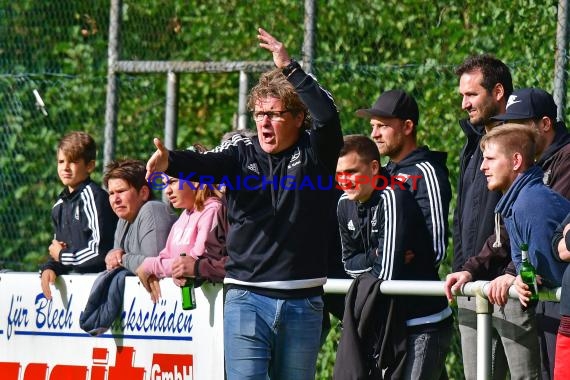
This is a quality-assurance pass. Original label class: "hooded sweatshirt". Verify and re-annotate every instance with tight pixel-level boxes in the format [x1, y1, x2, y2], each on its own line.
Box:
[385, 146, 451, 266]
[495, 165, 570, 287]
[142, 197, 227, 282]
[538, 122, 570, 197]
[463, 122, 570, 278]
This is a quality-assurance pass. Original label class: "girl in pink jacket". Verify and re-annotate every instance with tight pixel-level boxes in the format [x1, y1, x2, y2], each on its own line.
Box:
[136, 176, 227, 302]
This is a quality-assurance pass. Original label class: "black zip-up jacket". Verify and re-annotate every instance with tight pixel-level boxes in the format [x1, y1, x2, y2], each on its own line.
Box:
[337, 171, 448, 321]
[334, 272, 407, 380]
[385, 146, 452, 267]
[41, 178, 118, 275]
[166, 68, 342, 299]
[452, 119, 507, 272]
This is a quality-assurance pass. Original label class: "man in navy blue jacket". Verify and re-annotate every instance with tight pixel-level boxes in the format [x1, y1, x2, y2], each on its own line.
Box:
[336, 135, 452, 379]
[146, 28, 342, 380]
[447, 54, 542, 380]
[483, 124, 569, 379]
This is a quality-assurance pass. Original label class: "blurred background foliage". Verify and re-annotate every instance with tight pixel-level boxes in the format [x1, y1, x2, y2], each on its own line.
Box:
[0, 1, 564, 378]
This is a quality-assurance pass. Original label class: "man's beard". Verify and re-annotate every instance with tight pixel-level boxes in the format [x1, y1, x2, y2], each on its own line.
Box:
[471, 101, 500, 127]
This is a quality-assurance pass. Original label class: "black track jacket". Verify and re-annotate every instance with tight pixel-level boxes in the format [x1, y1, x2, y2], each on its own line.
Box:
[385, 146, 451, 267]
[41, 178, 117, 275]
[337, 171, 448, 321]
[165, 68, 343, 299]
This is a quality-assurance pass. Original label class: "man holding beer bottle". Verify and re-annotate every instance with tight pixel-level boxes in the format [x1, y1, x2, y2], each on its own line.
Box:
[480, 123, 570, 378]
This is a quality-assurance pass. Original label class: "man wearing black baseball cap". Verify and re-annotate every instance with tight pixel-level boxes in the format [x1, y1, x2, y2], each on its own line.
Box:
[491, 88, 570, 168]
[356, 89, 419, 126]
[491, 87, 570, 378]
[355, 90, 453, 379]
[357, 89, 451, 269]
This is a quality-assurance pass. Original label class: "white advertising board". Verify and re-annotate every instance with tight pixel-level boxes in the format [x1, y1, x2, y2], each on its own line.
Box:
[0, 272, 224, 380]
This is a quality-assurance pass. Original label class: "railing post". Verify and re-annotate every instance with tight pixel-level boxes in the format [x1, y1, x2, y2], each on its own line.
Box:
[162, 71, 179, 203]
[103, 0, 122, 172]
[237, 70, 249, 131]
[475, 282, 493, 380]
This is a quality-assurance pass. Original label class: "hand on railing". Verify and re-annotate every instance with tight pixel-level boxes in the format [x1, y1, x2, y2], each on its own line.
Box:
[486, 274, 516, 306]
[444, 271, 473, 303]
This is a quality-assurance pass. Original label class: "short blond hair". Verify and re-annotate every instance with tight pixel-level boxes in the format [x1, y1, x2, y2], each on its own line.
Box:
[480, 123, 537, 168]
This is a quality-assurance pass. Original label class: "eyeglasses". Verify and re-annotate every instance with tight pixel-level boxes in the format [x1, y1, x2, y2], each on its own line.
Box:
[252, 110, 291, 122]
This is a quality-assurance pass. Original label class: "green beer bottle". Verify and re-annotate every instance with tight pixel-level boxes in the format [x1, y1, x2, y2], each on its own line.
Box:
[519, 243, 539, 309]
[179, 253, 196, 310]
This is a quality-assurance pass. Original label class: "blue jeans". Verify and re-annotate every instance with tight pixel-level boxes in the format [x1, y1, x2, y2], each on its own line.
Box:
[403, 319, 453, 380]
[223, 288, 323, 380]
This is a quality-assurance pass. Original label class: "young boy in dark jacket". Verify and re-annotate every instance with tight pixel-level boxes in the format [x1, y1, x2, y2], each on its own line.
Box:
[40, 131, 117, 300]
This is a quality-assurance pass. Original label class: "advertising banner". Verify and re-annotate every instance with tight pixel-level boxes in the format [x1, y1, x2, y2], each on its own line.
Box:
[0, 272, 224, 380]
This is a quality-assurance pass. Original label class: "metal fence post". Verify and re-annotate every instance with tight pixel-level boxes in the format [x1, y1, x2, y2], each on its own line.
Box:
[103, 0, 121, 172]
[162, 71, 179, 202]
[476, 282, 493, 380]
[303, 0, 315, 74]
[164, 71, 179, 151]
[237, 71, 249, 131]
[554, 0, 569, 121]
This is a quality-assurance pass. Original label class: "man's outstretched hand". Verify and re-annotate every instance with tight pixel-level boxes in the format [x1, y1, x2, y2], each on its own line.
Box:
[146, 138, 169, 180]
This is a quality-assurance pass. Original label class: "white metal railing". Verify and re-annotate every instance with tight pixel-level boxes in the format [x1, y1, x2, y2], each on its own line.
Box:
[324, 279, 561, 380]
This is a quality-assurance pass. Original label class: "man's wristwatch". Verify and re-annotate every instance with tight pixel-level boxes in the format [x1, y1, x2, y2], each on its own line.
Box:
[282, 59, 301, 77]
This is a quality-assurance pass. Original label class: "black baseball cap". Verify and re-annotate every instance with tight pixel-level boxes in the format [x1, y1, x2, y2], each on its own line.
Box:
[491, 88, 557, 121]
[356, 89, 419, 125]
